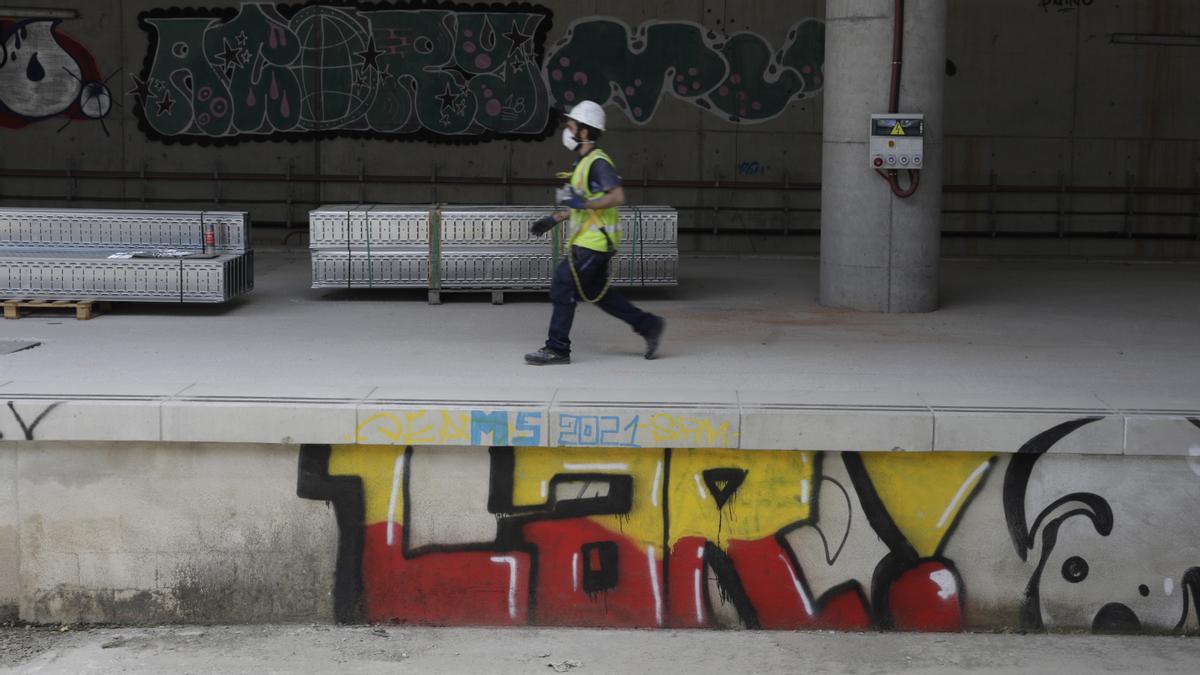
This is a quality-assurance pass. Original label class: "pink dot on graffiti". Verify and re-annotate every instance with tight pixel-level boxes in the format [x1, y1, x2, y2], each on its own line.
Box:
[752, 101, 761, 111]
[634, 107, 642, 117]
[719, 86, 729, 96]
[486, 99, 502, 116]
[560, 57, 570, 67]
[198, 86, 212, 102]
[198, 113, 211, 125]
[484, 88, 493, 98]
[625, 86, 635, 96]
[675, 74, 684, 83]
[692, 81, 701, 90]
[564, 90, 575, 102]
[210, 97, 229, 118]
[464, 42, 476, 53]
[464, 29, 474, 37]
[737, 91, 747, 100]
[573, 71, 588, 85]
[552, 70, 562, 81]
[635, 78, 643, 86]
[475, 54, 492, 69]
[676, 85, 687, 95]
[688, 67, 698, 76]
[802, 65, 813, 74]
[731, 74, 742, 85]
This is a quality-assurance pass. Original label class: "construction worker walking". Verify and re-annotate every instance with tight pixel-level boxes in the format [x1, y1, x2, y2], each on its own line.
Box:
[525, 100, 665, 365]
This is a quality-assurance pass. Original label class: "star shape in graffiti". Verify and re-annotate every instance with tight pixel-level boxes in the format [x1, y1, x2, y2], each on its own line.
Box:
[376, 63, 395, 83]
[236, 31, 248, 47]
[127, 74, 152, 105]
[502, 24, 531, 56]
[355, 36, 384, 74]
[155, 90, 175, 116]
[217, 38, 246, 77]
[435, 82, 460, 113]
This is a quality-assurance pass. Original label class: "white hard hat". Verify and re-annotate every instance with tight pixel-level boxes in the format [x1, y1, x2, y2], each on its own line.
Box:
[565, 100, 606, 131]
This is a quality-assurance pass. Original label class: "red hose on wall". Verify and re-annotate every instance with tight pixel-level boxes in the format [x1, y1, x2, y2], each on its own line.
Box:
[881, 0, 920, 198]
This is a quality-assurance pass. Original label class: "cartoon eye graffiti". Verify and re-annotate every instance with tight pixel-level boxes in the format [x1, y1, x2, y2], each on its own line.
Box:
[79, 81, 112, 119]
[0, 18, 114, 134]
[1061, 556, 1089, 583]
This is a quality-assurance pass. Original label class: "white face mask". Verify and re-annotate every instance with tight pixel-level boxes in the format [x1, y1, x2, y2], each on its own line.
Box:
[561, 127, 580, 151]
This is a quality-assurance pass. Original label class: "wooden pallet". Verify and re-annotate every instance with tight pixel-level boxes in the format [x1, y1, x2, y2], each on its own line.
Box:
[3, 299, 110, 320]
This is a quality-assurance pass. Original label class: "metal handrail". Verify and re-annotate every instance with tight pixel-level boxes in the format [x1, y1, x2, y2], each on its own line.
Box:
[2, 167, 1199, 196]
[1, 167, 1197, 239]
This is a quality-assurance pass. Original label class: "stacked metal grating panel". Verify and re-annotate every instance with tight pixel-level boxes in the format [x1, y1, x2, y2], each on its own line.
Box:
[310, 204, 678, 292]
[309, 205, 431, 289]
[0, 208, 254, 303]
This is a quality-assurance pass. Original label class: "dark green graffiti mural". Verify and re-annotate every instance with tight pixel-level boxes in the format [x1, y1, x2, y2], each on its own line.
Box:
[133, 4, 826, 143]
[133, 2, 554, 143]
[546, 18, 824, 124]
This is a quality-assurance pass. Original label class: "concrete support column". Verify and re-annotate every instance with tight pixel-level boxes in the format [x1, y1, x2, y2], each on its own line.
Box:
[819, 0, 947, 313]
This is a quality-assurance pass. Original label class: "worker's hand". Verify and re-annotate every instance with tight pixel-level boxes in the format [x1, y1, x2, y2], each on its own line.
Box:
[529, 215, 558, 236]
[555, 185, 588, 210]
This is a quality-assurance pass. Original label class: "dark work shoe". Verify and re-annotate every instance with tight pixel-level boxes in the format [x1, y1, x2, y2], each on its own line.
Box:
[643, 316, 665, 360]
[525, 347, 570, 365]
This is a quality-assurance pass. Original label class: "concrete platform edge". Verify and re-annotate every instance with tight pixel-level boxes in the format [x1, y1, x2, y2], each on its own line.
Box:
[1, 389, 1197, 456]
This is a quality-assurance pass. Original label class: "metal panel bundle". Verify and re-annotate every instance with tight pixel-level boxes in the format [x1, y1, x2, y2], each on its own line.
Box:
[0, 208, 253, 303]
[310, 204, 678, 295]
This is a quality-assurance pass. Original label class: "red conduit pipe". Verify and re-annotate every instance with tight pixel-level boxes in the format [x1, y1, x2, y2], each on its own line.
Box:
[882, 0, 920, 198]
[889, 0, 904, 115]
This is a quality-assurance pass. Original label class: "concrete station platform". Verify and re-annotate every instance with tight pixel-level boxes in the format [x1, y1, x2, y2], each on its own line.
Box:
[1, 252, 1198, 455]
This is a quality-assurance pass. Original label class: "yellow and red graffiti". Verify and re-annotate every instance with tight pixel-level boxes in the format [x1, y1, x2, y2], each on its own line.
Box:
[302, 443, 995, 629]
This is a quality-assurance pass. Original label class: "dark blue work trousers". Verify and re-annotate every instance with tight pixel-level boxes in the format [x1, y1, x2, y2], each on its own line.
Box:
[545, 246, 657, 356]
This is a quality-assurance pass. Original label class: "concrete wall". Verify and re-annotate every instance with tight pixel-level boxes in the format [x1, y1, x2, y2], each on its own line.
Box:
[6, 441, 337, 624]
[0, 443, 16, 620]
[2, 421, 1199, 632]
[1, 0, 1197, 256]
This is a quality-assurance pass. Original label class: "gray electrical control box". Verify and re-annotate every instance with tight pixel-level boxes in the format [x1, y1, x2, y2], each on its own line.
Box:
[870, 114, 924, 170]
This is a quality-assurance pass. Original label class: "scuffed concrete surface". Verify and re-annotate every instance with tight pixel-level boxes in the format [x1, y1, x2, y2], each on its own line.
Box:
[2, 254, 1199, 406]
[14, 442, 337, 625]
[1, 625, 1198, 674]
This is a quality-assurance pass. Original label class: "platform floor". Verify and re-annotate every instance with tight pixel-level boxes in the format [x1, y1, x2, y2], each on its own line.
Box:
[4, 624, 1200, 674]
[1, 252, 1198, 449]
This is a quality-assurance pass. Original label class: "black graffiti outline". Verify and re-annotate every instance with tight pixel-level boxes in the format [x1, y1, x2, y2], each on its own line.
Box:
[801, 452, 993, 630]
[999, 417, 1122, 632]
[1003, 417, 1105, 560]
[134, 1, 557, 146]
[3, 400, 63, 441]
[297, 443, 368, 622]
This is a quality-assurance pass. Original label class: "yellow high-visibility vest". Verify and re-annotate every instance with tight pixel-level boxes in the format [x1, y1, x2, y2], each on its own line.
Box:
[569, 149, 620, 253]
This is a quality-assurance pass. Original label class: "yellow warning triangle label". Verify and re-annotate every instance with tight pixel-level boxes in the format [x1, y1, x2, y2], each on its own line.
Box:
[890, 122, 906, 136]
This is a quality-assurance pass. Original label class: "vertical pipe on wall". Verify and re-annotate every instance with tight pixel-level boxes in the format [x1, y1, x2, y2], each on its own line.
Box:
[286, 161, 295, 229]
[1056, 170, 1067, 237]
[1124, 171, 1135, 238]
[988, 170, 998, 237]
[1194, 168, 1200, 241]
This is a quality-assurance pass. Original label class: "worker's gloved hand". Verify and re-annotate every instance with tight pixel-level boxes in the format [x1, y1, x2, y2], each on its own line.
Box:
[529, 215, 557, 236]
[555, 185, 588, 210]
